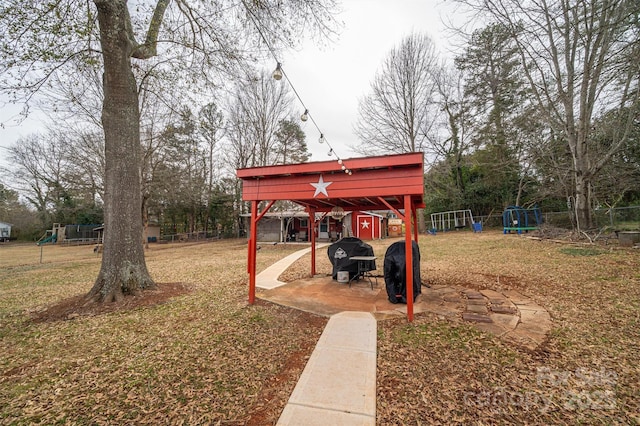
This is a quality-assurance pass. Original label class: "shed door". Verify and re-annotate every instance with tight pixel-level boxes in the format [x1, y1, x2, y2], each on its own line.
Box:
[357, 215, 373, 240]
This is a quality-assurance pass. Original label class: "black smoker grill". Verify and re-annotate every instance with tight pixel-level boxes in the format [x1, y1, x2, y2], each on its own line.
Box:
[384, 241, 421, 303]
[327, 237, 375, 280]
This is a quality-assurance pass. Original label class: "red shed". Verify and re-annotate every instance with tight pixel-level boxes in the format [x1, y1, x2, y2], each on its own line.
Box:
[352, 211, 384, 240]
[237, 152, 425, 321]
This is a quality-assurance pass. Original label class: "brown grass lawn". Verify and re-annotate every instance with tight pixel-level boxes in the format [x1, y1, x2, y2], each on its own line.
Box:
[1, 232, 639, 425]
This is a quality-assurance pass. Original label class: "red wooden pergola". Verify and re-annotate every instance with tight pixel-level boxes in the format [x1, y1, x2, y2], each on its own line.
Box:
[236, 152, 425, 321]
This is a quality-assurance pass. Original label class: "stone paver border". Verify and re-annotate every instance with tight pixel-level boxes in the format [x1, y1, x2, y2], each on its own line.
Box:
[403, 285, 551, 351]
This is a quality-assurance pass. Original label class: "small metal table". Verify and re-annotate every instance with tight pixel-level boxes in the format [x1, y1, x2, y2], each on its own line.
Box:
[348, 256, 378, 289]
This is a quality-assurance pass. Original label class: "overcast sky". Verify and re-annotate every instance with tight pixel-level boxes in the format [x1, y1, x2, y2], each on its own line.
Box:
[0, 1, 461, 172]
[278, 0, 460, 162]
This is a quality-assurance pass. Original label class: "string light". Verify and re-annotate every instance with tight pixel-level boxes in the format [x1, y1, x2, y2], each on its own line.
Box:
[272, 63, 283, 80]
[245, 5, 351, 174]
[270, 63, 350, 173]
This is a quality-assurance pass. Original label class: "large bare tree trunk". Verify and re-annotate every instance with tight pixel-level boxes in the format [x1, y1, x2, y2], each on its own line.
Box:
[574, 170, 593, 231]
[88, 0, 155, 303]
[569, 123, 594, 230]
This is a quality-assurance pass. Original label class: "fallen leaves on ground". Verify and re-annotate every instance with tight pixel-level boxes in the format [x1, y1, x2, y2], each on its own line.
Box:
[0, 233, 639, 424]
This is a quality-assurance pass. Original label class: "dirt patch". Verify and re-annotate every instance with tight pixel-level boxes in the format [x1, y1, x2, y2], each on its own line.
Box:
[29, 282, 192, 323]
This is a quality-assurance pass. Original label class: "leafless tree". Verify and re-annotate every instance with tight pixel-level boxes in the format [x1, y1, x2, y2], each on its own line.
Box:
[199, 102, 225, 235]
[8, 134, 65, 226]
[7, 130, 103, 226]
[354, 32, 441, 155]
[224, 71, 295, 170]
[56, 129, 105, 205]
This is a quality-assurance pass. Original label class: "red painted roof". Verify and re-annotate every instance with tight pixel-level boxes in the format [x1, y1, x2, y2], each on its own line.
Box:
[237, 152, 425, 212]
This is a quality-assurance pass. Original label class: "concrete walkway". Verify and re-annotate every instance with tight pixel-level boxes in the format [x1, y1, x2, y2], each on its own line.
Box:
[256, 246, 377, 425]
[277, 312, 376, 425]
[256, 243, 329, 290]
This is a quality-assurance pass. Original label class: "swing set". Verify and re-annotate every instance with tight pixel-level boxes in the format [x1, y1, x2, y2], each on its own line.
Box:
[430, 209, 481, 232]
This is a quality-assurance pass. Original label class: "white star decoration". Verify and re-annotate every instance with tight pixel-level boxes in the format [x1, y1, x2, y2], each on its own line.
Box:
[361, 220, 370, 229]
[311, 175, 332, 198]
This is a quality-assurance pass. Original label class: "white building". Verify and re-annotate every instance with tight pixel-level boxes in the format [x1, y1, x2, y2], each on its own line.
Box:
[0, 221, 12, 242]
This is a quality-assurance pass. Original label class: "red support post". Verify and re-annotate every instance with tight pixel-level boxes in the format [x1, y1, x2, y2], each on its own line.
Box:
[309, 208, 317, 276]
[404, 195, 414, 322]
[247, 200, 276, 304]
[248, 200, 258, 304]
[412, 206, 419, 243]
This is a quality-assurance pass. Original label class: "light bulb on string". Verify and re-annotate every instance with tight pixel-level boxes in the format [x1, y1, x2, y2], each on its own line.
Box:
[328, 149, 333, 156]
[348, 170, 353, 175]
[243, 14, 354, 177]
[341, 165, 346, 170]
[344, 169, 350, 174]
[272, 63, 283, 80]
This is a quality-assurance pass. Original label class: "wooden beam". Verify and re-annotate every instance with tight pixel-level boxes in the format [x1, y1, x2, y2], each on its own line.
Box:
[377, 197, 405, 220]
[237, 152, 424, 179]
[256, 200, 276, 221]
[241, 168, 424, 201]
